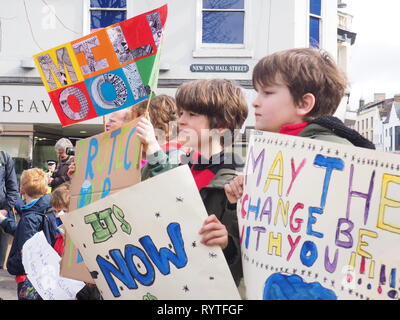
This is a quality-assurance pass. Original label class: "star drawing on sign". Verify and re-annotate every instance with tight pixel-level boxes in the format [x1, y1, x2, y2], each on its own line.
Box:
[192, 241, 197, 248]
[155, 212, 161, 218]
[209, 252, 217, 258]
[183, 285, 189, 292]
[176, 197, 184, 202]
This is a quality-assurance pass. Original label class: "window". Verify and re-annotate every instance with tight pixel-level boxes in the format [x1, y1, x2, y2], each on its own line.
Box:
[0, 136, 31, 184]
[365, 118, 368, 129]
[309, 0, 322, 48]
[194, 0, 252, 57]
[89, 0, 127, 31]
[371, 117, 373, 129]
[202, 0, 245, 44]
[396, 127, 400, 150]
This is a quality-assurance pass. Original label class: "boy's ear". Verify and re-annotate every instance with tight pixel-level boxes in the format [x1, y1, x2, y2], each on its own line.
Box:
[296, 93, 316, 117]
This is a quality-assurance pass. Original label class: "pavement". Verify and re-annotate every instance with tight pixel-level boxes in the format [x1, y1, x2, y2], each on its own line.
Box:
[0, 269, 17, 300]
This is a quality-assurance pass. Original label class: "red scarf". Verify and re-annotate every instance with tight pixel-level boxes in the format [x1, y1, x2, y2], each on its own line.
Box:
[279, 122, 308, 136]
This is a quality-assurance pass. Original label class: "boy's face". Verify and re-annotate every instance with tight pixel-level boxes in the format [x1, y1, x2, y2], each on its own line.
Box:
[177, 109, 211, 150]
[253, 83, 303, 132]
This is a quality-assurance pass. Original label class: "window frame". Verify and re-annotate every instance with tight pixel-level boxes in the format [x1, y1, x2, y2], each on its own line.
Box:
[308, 0, 323, 49]
[83, 0, 128, 35]
[193, 0, 253, 58]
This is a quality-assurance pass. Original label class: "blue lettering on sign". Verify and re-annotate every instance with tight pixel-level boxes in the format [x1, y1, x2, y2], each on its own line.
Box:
[96, 222, 188, 297]
[300, 241, 318, 267]
[109, 128, 121, 175]
[124, 127, 136, 170]
[101, 177, 111, 199]
[313, 155, 344, 208]
[85, 137, 99, 180]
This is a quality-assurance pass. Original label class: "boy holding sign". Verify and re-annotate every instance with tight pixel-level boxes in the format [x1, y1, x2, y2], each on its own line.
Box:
[136, 79, 248, 286]
[224, 48, 375, 203]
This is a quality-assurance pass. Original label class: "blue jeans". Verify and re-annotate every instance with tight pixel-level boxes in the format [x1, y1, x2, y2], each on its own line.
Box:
[0, 227, 9, 268]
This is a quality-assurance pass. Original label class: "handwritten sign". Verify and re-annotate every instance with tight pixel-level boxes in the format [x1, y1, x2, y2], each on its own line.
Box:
[61, 165, 240, 300]
[22, 231, 85, 300]
[240, 131, 400, 300]
[60, 118, 142, 283]
[33, 5, 167, 126]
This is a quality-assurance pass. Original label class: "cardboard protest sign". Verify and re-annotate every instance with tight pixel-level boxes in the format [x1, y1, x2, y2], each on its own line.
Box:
[22, 232, 85, 300]
[240, 131, 400, 300]
[61, 165, 240, 300]
[60, 118, 142, 283]
[33, 5, 167, 126]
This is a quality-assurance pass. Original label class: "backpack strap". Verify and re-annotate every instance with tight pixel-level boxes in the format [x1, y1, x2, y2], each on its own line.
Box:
[0, 151, 7, 166]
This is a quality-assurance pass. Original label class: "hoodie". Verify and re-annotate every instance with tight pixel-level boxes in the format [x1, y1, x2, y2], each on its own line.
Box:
[0, 194, 56, 276]
[297, 116, 376, 149]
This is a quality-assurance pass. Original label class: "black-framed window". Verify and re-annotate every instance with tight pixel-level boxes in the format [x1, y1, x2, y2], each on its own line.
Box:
[309, 0, 321, 48]
[90, 0, 127, 30]
[395, 126, 400, 150]
[202, 0, 245, 44]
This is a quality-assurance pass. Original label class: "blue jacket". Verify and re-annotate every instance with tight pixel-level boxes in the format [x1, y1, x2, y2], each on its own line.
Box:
[0, 151, 18, 213]
[0, 194, 56, 276]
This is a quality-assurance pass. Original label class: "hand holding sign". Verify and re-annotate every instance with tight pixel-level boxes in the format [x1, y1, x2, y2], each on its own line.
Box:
[224, 174, 244, 204]
[199, 214, 228, 249]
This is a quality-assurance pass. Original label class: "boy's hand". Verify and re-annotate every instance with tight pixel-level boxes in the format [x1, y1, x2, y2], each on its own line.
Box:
[199, 214, 228, 249]
[136, 115, 161, 156]
[224, 175, 244, 204]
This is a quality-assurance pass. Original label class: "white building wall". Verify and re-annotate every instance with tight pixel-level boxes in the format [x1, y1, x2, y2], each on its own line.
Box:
[383, 104, 400, 152]
[0, 0, 83, 77]
[353, 105, 388, 151]
[0, 0, 340, 128]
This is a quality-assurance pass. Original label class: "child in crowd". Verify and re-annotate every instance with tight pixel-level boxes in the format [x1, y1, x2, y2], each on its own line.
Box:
[50, 182, 102, 300]
[50, 182, 70, 230]
[224, 48, 375, 205]
[131, 94, 179, 168]
[0, 168, 58, 300]
[136, 79, 248, 286]
[132, 94, 178, 143]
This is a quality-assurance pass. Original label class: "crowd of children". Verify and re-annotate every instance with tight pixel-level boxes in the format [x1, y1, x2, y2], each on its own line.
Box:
[0, 48, 375, 300]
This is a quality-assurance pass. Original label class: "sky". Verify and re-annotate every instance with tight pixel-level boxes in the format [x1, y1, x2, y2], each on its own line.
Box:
[343, 0, 400, 110]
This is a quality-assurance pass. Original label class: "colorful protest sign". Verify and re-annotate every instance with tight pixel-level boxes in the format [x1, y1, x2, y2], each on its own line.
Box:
[240, 131, 400, 300]
[22, 232, 85, 300]
[60, 118, 142, 283]
[61, 165, 240, 300]
[33, 5, 167, 126]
